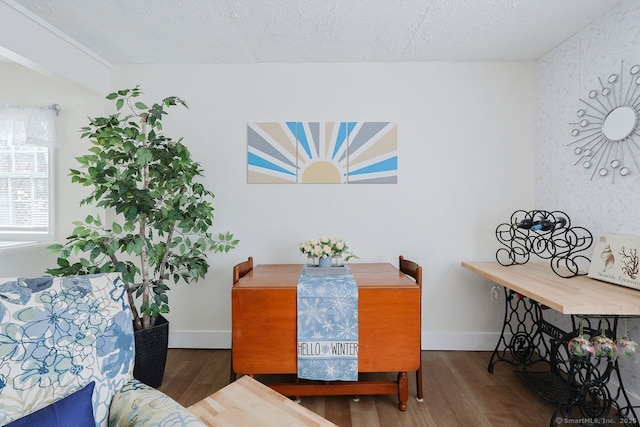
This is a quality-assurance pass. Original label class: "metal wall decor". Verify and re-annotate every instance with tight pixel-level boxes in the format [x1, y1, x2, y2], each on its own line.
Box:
[495, 209, 593, 278]
[568, 61, 640, 182]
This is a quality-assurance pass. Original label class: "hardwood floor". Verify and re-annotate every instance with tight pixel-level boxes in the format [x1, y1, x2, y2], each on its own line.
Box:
[158, 349, 555, 426]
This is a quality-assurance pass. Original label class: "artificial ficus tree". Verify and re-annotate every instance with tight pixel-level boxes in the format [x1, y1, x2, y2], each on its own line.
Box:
[48, 86, 237, 331]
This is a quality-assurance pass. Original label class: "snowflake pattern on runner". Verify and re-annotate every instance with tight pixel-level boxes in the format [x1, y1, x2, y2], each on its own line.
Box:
[297, 267, 358, 381]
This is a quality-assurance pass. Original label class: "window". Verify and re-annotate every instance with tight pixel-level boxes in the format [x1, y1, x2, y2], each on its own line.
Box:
[0, 106, 56, 243]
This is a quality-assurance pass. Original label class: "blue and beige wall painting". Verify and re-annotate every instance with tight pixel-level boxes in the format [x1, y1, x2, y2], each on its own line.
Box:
[247, 122, 398, 184]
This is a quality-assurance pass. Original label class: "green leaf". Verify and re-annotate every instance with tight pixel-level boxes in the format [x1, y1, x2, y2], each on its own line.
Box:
[47, 243, 63, 253]
[136, 148, 153, 165]
[133, 238, 145, 255]
[134, 102, 148, 110]
[116, 99, 124, 111]
[108, 240, 120, 255]
[112, 222, 123, 234]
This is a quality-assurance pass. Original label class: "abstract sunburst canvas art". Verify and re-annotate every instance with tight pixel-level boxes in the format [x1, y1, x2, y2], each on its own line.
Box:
[247, 122, 397, 184]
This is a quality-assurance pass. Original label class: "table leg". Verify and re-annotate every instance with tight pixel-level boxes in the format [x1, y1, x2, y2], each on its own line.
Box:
[397, 372, 408, 411]
[488, 288, 549, 372]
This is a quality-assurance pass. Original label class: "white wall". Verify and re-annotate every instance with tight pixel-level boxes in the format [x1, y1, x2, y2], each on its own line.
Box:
[537, 0, 640, 400]
[111, 62, 537, 349]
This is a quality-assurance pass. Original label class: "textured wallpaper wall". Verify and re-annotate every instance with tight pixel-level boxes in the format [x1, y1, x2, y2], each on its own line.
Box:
[537, 0, 640, 401]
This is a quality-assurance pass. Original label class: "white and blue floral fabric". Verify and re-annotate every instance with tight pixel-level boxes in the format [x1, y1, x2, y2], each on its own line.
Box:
[109, 379, 205, 426]
[296, 267, 359, 381]
[0, 273, 204, 427]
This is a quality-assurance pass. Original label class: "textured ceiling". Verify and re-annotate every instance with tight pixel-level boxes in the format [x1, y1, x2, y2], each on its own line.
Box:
[5, 0, 625, 65]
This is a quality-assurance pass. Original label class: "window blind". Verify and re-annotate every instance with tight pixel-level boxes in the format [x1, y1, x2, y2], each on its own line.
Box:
[0, 106, 56, 241]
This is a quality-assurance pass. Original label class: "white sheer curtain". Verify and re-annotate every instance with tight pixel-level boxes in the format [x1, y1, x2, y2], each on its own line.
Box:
[0, 105, 57, 146]
[0, 105, 57, 241]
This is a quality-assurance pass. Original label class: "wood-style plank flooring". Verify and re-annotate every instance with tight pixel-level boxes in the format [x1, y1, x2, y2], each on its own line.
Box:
[159, 349, 556, 426]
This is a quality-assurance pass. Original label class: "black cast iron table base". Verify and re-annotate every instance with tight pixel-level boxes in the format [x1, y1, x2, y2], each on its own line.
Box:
[489, 288, 639, 427]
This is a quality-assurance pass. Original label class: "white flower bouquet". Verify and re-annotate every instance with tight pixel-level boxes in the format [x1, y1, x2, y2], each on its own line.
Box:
[298, 236, 358, 262]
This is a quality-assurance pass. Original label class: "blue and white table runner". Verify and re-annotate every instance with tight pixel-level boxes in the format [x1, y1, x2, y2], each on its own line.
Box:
[297, 266, 359, 381]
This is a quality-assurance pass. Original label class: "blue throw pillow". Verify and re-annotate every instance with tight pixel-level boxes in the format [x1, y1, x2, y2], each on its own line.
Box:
[6, 381, 95, 427]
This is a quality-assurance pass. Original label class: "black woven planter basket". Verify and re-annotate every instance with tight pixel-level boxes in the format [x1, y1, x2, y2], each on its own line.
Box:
[133, 314, 169, 388]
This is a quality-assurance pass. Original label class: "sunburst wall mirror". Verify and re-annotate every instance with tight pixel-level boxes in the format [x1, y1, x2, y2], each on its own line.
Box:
[568, 61, 640, 182]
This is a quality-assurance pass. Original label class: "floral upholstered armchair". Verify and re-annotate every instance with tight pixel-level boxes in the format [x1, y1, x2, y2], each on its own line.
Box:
[0, 273, 204, 426]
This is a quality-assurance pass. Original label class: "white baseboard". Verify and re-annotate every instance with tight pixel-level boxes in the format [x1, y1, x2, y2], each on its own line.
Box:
[169, 330, 505, 351]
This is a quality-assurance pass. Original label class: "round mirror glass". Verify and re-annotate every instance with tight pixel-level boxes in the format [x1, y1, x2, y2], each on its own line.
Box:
[602, 106, 637, 141]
